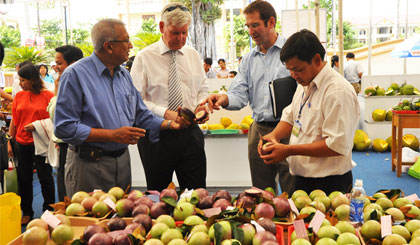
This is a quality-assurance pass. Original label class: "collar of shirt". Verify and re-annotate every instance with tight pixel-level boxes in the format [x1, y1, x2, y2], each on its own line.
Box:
[251, 34, 286, 57]
[91, 52, 122, 77]
[158, 38, 185, 56]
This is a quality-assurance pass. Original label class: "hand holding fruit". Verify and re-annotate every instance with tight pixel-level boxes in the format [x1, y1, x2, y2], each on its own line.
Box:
[200, 94, 229, 113]
[194, 105, 209, 124]
[259, 140, 290, 164]
[257, 133, 278, 156]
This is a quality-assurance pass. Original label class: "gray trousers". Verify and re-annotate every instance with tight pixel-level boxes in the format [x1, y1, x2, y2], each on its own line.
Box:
[65, 148, 131, 197]
[248, 122, 295, 195]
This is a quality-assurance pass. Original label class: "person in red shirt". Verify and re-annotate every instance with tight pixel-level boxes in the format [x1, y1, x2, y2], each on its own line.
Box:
[8, 64, 55, 225]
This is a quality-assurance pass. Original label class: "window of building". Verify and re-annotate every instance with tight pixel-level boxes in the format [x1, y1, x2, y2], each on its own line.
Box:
[359, 29, 366, 35]
[378, 27, 389, 34]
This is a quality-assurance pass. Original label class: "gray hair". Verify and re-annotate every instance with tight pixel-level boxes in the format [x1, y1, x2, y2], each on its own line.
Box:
[161, 2, 191, 28]
[91, 18, 125, 52]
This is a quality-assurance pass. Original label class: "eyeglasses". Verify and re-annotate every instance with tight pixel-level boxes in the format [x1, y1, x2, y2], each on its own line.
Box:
[109, 39, 130, 43]
[163, 5, 189, 13]
[245, 22, 261, 31]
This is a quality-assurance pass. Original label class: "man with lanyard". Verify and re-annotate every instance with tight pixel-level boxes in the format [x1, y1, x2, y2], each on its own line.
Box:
[201, 0, 295, 195]
[54, 19, 187, 196]
[259, 30, 360, 195]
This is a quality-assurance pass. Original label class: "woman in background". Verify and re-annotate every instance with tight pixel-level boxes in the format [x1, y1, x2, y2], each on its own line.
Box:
[48, 45, 83, 201]
[38, 64, 54, 84]
[8, 64, 55, 225]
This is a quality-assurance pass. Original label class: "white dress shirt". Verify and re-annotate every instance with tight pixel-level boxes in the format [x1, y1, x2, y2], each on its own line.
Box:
[281, 64, 360, 178]
[131, 39, 209, 117]
[344, 59, 364, 83]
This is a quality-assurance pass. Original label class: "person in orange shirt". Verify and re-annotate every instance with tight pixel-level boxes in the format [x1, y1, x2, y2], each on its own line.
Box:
[8, 64, 55, 225]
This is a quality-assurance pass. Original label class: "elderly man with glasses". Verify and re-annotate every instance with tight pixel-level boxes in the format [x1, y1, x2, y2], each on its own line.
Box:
[131, 2, 209, 191]
[54, 18, 187, 196]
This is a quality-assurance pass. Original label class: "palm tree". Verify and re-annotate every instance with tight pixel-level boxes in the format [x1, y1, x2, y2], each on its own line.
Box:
[75, 42, 94, 57]
[132, 32, 161, 53]
[3, 46, 52, 68]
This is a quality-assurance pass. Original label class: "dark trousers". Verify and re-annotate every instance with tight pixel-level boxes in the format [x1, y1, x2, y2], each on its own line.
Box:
[57, 143, 68, 201]
[294, 170, 353, 196]
[16, 142, 55, 217]
[138, 124, 206, 191]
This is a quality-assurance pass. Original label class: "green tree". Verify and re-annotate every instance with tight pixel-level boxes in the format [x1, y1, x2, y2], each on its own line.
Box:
[37, 19, 63, 49]
[0, 26, 21, 49]
[223, 15, 250, 57]
[3, 46, 52, 68]
[303, 0, 363, 49]
[75, 43, 93, 57]
[141, 18, 159, 34]
[132, 32, 161, 53]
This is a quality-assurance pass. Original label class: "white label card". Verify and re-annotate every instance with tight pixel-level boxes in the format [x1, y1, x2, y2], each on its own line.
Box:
[41, 210, 61, 229]
[293, 219, 309, 240]
[202, 207, 222, 217]
[405, 194, 420, 202]
[251, 220, 266, 233]
[308, 210, 326, 233]
[288, 198, 299, 216]
[103, 197, 116, 211]
[179, 189, 193, 200]
[381, 215, 392, 238]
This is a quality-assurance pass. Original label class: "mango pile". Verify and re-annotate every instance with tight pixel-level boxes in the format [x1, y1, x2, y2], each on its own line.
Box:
[364, 83, 420, 96]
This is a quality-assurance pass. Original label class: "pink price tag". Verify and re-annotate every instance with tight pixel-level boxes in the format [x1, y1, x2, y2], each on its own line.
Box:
[103, 197, 116, 211]
[309, 210, 326, 233]
[381, 215, 392, 238]
[288, 198, 299, 216]
[293, 219, 309, 240]
[41, 210, 61, 229]
[202, 207, 222, 217]
[405, 194, 420, 202]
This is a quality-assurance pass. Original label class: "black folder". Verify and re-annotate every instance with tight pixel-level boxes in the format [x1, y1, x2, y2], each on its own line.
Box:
[269, 76, 297, 119]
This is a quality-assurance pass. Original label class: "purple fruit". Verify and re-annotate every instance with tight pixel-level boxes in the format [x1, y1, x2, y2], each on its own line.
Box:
[212, 190, 232, 202]
[113, 234, 130, 245]
[150, 202, 171, 219]
[261, 142, 274, 155]
[133, 214, 152, 232]
[107, 217, 127, 231]
[127, 190, 143, 201]
[125, 223, 146, 236]
[273, 196, 290, 217]
[83, 224, 105, 242]
[236, 195, 255, 209]
[212, 198, 232, 211]
[160, 189, 178, 202]
[134, 196, 153, 208]
[132, 204, 150, 216]
[116, 198, 134, 217]
[195, 110, 208, 121]
[197, 196, 213, 209]
[88, 233, 113, 245]
[252, 231, 277, 244]
[254, 202, 275, 220]
[256, 218, 276, 235]
[191, 188, 209, 201]
[180, 108, 196, 122]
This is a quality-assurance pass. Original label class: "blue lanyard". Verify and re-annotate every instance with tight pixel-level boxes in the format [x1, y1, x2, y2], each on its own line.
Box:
[298, 92, 311, 120]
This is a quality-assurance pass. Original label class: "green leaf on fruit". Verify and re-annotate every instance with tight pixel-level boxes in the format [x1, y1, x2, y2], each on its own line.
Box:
[127, 234, 140, 244]
[161, 196, 177, 207]
[190, 196, 199, 205]
[70, 240, 83, 245]
[214, 223, 224, 245]
[375, 189, 402, 201]
[230, 221, 244, 243]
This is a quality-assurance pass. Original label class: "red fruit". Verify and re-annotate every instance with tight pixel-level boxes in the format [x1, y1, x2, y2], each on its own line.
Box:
[273, 196, 290, 217]
[195, 110, 208, 121]
[107, 217, 127, 231]
[236, 195, 255, 209]
[252, 231, 277, 244]
[113, 234, 130, 245]
[134, 196, 153, 208]
[88, 233, 113, 245]
[254, 202, 275, 220]
[212, 190, 232, 202]
[212, 198, 232, 211]
[83, 224, 105, 242]
[256, 218, 276, 235]
[261, 142, 274, 155]
[197, 196, 213, 209]
[160, 189, 178, 202]
[133, 214, 152, 232]
[125, 223, 146, 236]
[132, 204, 150, 217]
[150, 202, 172, 219]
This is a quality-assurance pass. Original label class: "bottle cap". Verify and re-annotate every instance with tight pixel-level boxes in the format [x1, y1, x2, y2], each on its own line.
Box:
[355, 179, 363, 187]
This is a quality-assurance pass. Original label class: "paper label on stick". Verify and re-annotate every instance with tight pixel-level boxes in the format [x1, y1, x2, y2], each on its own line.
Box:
[381, 215, 392, 238]
[309, 210, 326, 233]
[202, 207, 222, 217]
[147, 194, 160, 203]
[293, 219, 309, 240]
[405, 194, 420, 202]
[41, 210, 61, 229]
[288, 198, 299, 215]
[103, 197, 116, 211]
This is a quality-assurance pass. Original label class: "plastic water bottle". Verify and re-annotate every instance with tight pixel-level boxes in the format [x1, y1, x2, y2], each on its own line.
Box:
[349, 179, 366, 225]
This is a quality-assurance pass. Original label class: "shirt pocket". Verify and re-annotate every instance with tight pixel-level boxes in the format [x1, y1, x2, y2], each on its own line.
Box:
[300, 107, 323, 136]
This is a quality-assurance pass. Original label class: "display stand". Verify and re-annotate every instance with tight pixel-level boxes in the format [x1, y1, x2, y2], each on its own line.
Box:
[391, 113, 420, 177]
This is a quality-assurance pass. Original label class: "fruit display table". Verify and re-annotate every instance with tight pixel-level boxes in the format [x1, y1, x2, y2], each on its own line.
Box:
[391, 112, 420, 177]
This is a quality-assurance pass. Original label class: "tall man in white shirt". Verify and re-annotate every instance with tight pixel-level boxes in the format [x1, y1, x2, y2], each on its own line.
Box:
[344, 52, 364, 94]
[131, 2, 209, 191]
[259, 30, 360, 195]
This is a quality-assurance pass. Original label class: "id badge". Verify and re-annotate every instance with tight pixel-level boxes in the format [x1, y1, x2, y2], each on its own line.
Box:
[292, 120, 302, 137]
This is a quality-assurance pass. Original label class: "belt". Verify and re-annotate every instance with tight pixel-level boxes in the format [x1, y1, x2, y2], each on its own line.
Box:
[256, 121, 279, 127]
[68, 144, 127, 158]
